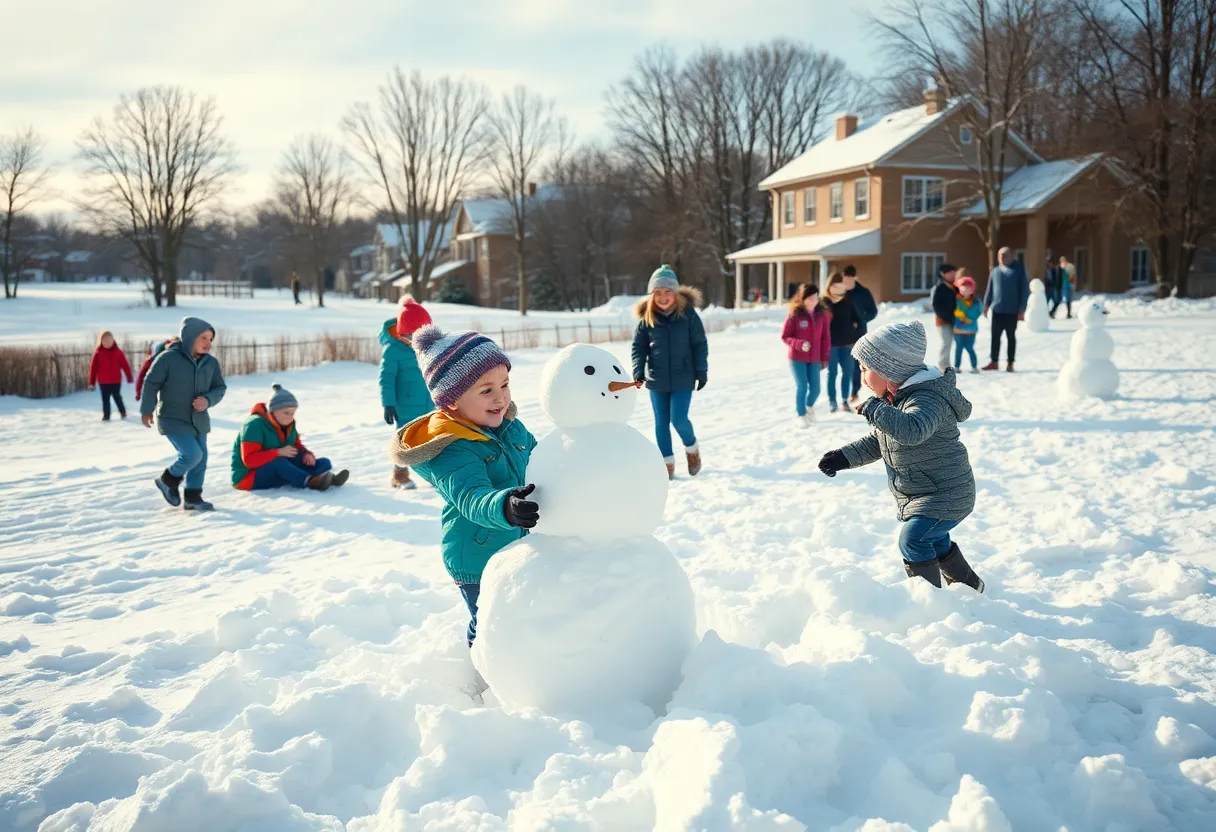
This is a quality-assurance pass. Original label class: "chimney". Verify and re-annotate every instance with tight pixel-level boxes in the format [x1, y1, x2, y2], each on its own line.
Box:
[924, 80, 947, 116]
[528, 182, 537, 197]
[835, 113, 859, 141]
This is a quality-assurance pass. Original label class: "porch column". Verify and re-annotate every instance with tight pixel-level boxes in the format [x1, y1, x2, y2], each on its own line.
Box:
[735, 261, 745, 309]
[776, 261, 785, 302]
[768, 262, 775, 303]
[818, 256, 830, 289]
[1026, 212, 1048, 282]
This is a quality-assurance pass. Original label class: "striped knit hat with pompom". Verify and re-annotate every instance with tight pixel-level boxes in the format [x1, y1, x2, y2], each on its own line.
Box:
[412, 325, 511, 409]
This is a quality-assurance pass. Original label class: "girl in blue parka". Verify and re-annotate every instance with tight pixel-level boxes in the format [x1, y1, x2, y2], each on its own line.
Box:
[390, 325, 538, 652]
[632, 265, 709, 479]
[379, 298, 435, 489]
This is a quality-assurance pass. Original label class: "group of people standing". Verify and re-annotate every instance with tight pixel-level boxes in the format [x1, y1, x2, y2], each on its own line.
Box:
[928, 246, 1032, 376]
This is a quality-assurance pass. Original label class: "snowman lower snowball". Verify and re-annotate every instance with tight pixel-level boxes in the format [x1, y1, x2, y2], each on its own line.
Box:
[471, 343, 696, 715]
[1057, 301, 1119, 399]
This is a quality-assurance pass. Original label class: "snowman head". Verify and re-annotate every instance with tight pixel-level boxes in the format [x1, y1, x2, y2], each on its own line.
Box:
[1030, 278, 1045, 295]
[1079, 302, 1108, 329]
[541, 343, 639, 428]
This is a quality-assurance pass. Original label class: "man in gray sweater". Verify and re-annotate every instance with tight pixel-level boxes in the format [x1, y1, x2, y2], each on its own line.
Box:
[982, 247, 1030, 372]
[817, 321, 984, 591]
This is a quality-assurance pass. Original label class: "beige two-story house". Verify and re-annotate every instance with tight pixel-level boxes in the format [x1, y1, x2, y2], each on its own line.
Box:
[728, 88, 1140, 303]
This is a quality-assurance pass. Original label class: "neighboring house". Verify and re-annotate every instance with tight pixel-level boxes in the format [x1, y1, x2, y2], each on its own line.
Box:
[727, 86, 1138, 303]
[372, 220, 455, 303]
[64, 251, 93, 280]
[335, 244, 377, 294]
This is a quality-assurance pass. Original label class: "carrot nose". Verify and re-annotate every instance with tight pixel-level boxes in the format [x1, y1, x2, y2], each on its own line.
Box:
[608, 381, 641, 392]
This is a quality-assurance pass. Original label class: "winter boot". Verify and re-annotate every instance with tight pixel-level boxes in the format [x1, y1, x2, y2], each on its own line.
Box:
[686, 445, 703, 477]
[665, 462, 675, 480]
[307, 470, 335, 491]
[938, 543, 985, 593]
[182, 489, 214, 512]
[391, 465, 415, 490]
[1006, 362, 1015, 372]
[155, 469, 183, 507]
[798, 413, 813, 429]
[903, 558, 943, 587]
[331, 469, 350, 487]
[981, 361, 999, 371]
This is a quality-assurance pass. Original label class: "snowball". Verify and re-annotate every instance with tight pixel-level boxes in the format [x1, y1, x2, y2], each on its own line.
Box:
[928, 775, 1012, 832]
[541, 343, 639, 428]
[530, 423, 669, 540]
[1070, 754, 1167, 830]
[471, 535, 696, 716]
[1025, 279, 1050, 332]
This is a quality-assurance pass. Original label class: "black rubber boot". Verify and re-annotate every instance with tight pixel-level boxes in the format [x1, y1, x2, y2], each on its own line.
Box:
[182, 488, 214, 512]
[938, 543, 985, 593]
[904, 558, 943, 588]
[155, 469, 183, 507]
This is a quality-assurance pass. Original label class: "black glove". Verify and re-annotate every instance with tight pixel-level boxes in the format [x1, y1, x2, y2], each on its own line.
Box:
[634, 373, 645, 385]
[504, 484, 540, 529]
[695, 372, 708, 392]
[383, 406, 397, 425]
[858, 396, 883, 421]
[818, 450, 849, 478]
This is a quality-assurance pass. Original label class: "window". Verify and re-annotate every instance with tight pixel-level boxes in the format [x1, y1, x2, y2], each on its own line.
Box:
[960, 126, 974, 145]
[1130, 246, 1151, 285]
[829, 182, 844, 221]
[1014, 249, 1026, 265]
[902, 176, 945, 216]
[901, 253, 946, 294]
[803, 187, 817, 224]
[782, 191, 795, 226]
[854, 177, 870, 219]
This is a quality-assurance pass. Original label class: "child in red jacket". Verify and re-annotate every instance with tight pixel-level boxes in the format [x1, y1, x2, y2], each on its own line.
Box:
[135, 339, 173, 402]
[781, 283, 832, 427]
[88, 330, 133, 420]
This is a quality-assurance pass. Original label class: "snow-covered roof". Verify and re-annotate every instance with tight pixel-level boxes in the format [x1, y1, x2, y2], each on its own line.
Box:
[458, 184, 562, 237]
[350, 244, 375, 257]
[429, 259, 471, 281]
[64, 251, 92, 263]
[391, 274, 416, 288]
[962, 154, 1108, 216]
[377, 220, 454, 252]
[759, 96, 1041, 190]
[727, 228, 881, 263]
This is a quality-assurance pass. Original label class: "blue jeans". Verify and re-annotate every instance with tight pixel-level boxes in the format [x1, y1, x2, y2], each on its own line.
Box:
[166, 433, 208, 490]
[954, 334, 978, 370]
[790, 361, 822, 416]
[899, 517, 962, 563]
[650, 389, 697, 461]
[251, 455, 333, 489]
[457, 582, 480, 647]
[827, 346, 855, 404]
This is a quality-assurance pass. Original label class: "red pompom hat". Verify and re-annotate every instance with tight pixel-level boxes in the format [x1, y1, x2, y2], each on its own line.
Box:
[396, 298, 433, 337]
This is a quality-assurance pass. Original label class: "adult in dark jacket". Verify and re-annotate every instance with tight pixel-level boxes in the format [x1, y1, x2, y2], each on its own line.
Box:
[291, 272, 302, 305]
[379, 299, 435, 489]
[930, 263, 960, 372]
[823, 273, 863, 413]
[843, 265, 878, 404]
[982, 247, 1030, 372]
[632, 264, 708, 479]
[140, 317, 227, 511]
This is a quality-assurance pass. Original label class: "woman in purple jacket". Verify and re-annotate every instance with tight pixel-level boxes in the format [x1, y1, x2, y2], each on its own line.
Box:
[781, 283, 832, 426]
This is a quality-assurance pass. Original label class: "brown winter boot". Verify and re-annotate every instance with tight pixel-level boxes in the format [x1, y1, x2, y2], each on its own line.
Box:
[981, 361, 999, 371]
[686, 446, 703, 477]
[666, 462, 675, 480]
[391, 465, 415, 490]
[307, 470, 335, 491]
[1006, 362, 1015, 372]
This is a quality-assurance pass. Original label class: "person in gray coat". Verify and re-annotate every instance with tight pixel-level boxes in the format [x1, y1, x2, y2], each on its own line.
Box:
[817, 321, 984, 592]
[140, 317, 227, 511]
[982, 247, 1030, 372]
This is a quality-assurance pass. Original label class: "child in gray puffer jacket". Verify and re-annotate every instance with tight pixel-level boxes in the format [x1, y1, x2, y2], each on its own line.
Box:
[818, 321, 984, 592]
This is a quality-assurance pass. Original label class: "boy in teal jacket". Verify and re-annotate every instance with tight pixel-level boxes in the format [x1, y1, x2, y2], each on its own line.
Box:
[379, 298, 435, 489]
[390, 325, 538, 648]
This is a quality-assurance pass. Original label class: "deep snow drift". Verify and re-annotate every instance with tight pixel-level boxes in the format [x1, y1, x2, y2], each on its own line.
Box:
[1, 294, 1215, 830]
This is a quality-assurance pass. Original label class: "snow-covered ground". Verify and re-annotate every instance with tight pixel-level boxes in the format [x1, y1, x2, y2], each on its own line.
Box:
[2, 296, 1216, 830]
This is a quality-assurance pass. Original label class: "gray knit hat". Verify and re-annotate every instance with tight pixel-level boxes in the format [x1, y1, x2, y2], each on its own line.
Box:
[851, 321, 927, 384]
[268, 383, 298, 412]
[648, 264, 680, 294]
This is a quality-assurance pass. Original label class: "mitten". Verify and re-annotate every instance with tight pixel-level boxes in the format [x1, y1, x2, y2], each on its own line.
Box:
[858, 396, 884, 422]
[504, 484, 540, 529]
[695, 372, 708, 392]
[818, 450, 849, 478]
[383, 406, 397, 425]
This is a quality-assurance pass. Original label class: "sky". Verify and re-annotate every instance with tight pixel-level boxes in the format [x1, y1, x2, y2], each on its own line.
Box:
[3, 0, 881, 217]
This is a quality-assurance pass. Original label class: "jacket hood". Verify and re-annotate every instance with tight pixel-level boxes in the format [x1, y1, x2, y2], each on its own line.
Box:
[897, 367, 972, 422]
[379, 318, 400, 348]
[178, 317, 215, 352]
[152, 340, 169, 357]
[389, 402, 517, 468]
[633, 286, 703, 319]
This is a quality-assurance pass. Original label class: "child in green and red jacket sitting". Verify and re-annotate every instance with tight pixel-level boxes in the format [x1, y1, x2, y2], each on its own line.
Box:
[231, 384, 349, 492]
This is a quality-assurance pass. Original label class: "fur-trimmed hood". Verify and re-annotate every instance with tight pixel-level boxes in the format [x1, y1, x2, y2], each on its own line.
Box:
[389, 402, 519, 468]
[633, 286, 703, 322]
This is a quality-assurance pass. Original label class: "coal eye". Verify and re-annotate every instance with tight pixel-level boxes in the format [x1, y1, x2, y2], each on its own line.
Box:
[613, 366, 622, 375]
[584, 365, 596, 375]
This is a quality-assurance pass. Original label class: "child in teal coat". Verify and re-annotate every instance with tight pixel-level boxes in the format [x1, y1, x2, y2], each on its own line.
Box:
[390, 325, 538, 649]
[380, 299, 435, 489]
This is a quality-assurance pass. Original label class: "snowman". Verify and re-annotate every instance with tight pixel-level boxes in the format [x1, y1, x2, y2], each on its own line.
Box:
[1057, 301, 1119, 399]
[471, 343, 697, 716]
[1026, 278, 1051, 332]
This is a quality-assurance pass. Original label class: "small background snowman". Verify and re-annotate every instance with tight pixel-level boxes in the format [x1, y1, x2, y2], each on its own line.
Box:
[1058, 301, 1120, 399]
[1026, 279, 1051, 332]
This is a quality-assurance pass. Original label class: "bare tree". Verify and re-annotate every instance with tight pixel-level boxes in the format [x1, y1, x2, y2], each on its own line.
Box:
[271, 134, 354, 307]
[77, 86, 236, 307]
[487, 86, 567, 316]
[344, 69, 488, 301]
[0, 128, 52, 299]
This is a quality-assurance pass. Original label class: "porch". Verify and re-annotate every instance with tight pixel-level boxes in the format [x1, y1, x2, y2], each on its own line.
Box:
[726, 228, 881, 308]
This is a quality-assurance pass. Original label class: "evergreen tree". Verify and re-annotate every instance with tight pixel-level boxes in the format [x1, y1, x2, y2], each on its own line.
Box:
[530, 270, 564, 311]
[434, 276, 477, 305]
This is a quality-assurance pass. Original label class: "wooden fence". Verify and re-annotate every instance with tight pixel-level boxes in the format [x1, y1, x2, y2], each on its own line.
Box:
[176, 281, 255, 298]
[0, 317, 745, 399]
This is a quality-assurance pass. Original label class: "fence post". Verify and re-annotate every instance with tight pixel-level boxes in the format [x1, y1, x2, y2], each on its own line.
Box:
[251, 341, 258, 374]
[587, 321, 592, 343]
[555, 325, 560, 346]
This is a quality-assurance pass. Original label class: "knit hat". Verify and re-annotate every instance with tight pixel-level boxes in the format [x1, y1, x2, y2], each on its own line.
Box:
[268, 383, 298, 412]
[412, 325, 511, 409]
[397, 298, 432, 337]
[955, 276, 976, 292]
[648, 264, 680, 294]
[851, 321, 927, 385]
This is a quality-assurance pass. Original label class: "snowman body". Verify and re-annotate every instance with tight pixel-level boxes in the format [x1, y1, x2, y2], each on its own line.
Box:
[1026, 278, 1051, 332]
[471, 343, 696, 715]
[1057, 303, 1119, 398]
